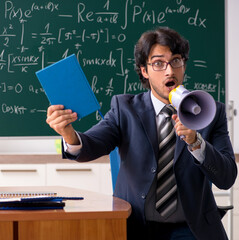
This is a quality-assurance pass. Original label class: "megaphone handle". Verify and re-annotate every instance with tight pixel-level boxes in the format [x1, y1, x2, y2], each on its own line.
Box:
[180, 135, 185, 140]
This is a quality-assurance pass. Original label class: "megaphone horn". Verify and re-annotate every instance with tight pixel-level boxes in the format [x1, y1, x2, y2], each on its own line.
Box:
[169, 85, 216, 130]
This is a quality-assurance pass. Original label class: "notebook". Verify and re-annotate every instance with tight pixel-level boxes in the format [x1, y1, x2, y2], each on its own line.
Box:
[0, 196, 84, 202]
[35, 54, 101, 119]
[0, 195, 84, 210]
[0, 191, 57, 198]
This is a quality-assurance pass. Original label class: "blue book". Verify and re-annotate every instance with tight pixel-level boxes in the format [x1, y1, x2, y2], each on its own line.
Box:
[0, 201, 65, 210]
[36, 54, 101, 119]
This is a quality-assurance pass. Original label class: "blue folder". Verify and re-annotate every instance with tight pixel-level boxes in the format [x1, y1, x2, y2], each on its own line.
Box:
[36, 54, 101, 119]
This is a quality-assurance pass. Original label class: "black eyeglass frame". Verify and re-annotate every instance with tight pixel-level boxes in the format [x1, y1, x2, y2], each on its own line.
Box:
[147, 58, 185, 71]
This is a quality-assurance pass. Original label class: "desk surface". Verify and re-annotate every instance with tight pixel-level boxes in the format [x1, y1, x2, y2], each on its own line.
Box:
[0, 186, 131, 222]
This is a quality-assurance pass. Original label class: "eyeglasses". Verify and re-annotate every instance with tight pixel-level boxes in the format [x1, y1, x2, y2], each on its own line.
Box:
[147, 57, 184, 71]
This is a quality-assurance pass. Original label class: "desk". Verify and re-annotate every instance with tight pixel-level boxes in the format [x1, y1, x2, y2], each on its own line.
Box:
[0, 186, 131, 240]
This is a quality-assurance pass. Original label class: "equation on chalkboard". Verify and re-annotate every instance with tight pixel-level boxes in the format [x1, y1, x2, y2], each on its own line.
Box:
[0, 0, 225, 137]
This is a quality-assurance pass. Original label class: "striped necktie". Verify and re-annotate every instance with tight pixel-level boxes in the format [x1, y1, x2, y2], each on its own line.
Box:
[155, 104, 177, 219]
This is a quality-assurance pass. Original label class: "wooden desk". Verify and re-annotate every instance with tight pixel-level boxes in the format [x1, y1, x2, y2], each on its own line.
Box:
[0, 186, 131, 240]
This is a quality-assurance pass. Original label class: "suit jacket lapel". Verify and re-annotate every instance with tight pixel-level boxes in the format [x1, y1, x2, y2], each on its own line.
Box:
[134, 91, 186, 163]
[134, 91, 159, 160]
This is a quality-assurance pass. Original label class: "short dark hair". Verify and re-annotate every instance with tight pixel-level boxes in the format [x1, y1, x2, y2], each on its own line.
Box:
[134, 27, 190, 89]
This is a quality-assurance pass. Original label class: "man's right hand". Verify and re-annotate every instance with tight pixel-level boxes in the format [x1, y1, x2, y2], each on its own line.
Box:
[46, 105, 80, 145]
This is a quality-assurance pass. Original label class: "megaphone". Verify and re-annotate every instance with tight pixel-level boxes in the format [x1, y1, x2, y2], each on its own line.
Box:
[169, 85, 216, 130]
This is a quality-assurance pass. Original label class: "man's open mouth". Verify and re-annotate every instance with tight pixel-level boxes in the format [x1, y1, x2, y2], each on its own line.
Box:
[165, 80, 176, 87]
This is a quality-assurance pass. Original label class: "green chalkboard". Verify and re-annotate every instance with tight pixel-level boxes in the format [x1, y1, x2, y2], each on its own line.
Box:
[0, 0, 225, 137]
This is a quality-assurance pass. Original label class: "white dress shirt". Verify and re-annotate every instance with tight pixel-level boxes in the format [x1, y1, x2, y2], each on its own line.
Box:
[150, 92, 205, 164]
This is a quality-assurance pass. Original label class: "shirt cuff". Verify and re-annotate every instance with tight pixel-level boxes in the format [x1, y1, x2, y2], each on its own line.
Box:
[187, 138, 206, 164]
[63, 131, 82, 156]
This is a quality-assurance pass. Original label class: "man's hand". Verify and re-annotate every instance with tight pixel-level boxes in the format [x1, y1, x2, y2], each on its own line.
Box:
[172, 114, 197, 145]
[46, 105, 80, 145]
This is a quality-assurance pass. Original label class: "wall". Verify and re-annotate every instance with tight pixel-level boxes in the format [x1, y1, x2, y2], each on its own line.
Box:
[0, 138, 57, 154]
[227, 0, 239, 153]
[0, 0, 238, 154]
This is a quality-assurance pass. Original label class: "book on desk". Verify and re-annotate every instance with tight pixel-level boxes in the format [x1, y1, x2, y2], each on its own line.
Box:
[0, 192, 83, 210]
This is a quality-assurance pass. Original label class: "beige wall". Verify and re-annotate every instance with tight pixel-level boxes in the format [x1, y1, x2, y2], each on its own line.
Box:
[227, 0, 239, 153]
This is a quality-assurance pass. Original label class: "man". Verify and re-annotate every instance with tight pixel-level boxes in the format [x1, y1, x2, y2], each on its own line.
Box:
[46, 27, 237, 240]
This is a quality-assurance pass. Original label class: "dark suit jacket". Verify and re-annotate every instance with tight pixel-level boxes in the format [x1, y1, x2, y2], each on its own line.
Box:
[63, 91, 237, 240]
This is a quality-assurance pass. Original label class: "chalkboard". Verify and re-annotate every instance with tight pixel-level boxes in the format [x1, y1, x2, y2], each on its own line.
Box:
[0, 0, 225, 137]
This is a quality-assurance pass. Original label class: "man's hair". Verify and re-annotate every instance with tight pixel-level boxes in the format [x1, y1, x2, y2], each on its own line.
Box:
[134, 27, 190, 89]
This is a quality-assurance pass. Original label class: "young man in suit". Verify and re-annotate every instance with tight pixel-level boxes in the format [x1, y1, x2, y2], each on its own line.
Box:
[46, 27, 237, 240]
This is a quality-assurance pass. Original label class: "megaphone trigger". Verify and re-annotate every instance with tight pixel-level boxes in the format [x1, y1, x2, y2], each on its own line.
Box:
[180, 135, 185, 140]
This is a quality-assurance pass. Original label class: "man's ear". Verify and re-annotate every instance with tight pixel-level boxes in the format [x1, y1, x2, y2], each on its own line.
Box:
[183, 64, 186, 72]
[140, 66, 149, 79]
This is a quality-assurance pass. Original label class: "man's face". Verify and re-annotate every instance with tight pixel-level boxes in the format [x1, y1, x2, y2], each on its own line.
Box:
[140, 44, 185, 104]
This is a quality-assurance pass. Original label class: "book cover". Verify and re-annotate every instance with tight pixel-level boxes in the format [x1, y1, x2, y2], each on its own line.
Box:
[36, 54, 101, 119]
[0, 201, 65, 210]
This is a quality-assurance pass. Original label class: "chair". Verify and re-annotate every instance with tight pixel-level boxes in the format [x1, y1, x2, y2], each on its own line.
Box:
[109, 147, 120, 192]
[209, 182, 233, 218]
[218, 205, 233, 218]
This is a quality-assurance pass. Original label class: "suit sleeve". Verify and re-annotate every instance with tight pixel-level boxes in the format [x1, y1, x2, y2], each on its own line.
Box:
[197, 103, 237, 189]
[62, 95, 121, 162]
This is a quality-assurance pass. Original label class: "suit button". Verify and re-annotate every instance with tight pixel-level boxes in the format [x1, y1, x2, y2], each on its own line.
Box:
[151, 167, 156, 173]
[141, 193, 146, 199]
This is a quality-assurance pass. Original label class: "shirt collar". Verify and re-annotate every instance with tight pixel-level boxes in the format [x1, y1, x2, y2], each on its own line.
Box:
[150, 91, 165, 116]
